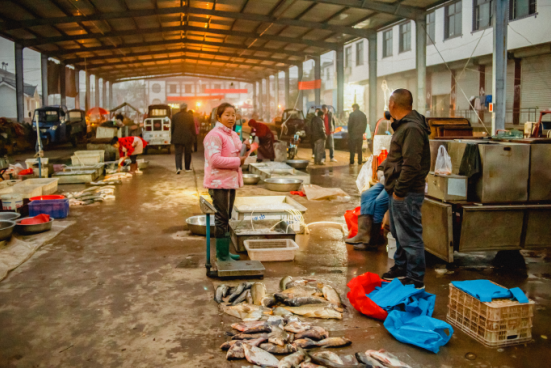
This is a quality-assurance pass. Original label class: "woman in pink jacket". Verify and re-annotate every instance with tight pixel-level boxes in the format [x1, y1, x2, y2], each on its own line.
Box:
[204, 103, 250, 262]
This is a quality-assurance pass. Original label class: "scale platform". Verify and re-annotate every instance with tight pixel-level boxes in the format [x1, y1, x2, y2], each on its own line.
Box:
[215, 260, 265, 278]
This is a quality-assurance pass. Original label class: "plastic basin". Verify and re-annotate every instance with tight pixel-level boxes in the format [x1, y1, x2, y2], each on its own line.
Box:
[30, 195, 65, 201]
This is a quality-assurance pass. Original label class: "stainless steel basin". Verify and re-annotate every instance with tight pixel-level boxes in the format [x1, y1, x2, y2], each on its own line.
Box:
[15, 218, 53, 235]
[0, 212, 21, 221]
[264, 178, 303, 192]
[243, 174, 261, 185]
[186, 215, 215, 236]
[286, 160, 309, 170]
[0, 220, 15, 241]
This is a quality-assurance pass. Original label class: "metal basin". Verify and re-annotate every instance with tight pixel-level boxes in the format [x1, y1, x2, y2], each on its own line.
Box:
[243, 174, 261, 185]
[15, 218, 54, 235]
[264, 178, 303, 192]
[0, 220, 15, 241]
[186, 215, 215, 236]
[0, 212, 21, 221]
[286, 160, 309, 170]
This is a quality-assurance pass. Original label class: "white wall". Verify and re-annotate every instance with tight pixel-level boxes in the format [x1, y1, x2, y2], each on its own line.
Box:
[0, 85, 16, 119]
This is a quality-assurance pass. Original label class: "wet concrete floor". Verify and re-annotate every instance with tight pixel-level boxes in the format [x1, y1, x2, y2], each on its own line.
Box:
[0, 145, 550, 367]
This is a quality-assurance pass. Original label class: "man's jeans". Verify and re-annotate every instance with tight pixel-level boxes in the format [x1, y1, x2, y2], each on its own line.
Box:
[360, 183, 389, 223]
[389, 192, 426, 283]
[322, 134, 334, 160]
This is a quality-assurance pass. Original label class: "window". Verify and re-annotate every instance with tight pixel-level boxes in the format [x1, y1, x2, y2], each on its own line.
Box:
[399, 22, 411, 52]
[445, 1, 462, 39]
[151, 83, 161, 93]
[184, 84, 192, 93]
[427, 12, 435, 44]
[214, 84, 221, 90]
[383, 30, 393, 58]
[169, 84, 177, 94]
[510, 0, 536, 20]
[356, 41, 364, 66]
[345, 46, 352, 68]
[474, 0, 493, 31]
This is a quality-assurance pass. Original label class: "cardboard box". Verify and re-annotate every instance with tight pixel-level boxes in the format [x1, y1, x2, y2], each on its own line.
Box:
[427, 172, 468, 201]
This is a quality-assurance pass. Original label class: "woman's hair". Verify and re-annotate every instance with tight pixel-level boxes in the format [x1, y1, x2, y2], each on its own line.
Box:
[110, 136, 119, 145]
[316, 110, 324, 117]
[216, 102, 235, 120]
[115, 113, 124, 121]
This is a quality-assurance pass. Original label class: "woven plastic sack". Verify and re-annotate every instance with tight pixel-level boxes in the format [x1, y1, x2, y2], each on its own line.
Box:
[356, 156, 373, 193]
[344, 206, 361, 238]
[346, 272, 389, 321]
[435, 146, 452, 175]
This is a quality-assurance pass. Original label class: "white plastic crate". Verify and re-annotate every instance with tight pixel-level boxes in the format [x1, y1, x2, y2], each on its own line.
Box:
[244, 239, 299, 262]
[25, 158, 49, 169]
[0, 184, 43, 199]
[75, 150, 105, 162]
[71, 155, 101, 166]
[21, 178, 59, 195]
[447, 283, 534, 348]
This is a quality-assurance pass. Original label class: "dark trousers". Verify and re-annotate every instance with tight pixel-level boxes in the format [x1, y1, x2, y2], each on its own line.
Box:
[349, 138, 363, 164]
[208, 189, 236, 238]
[389, 192, 426, 283]
[193, 135, 198, 152]
[314, 138, 325, 164]
[174, 144, 192, 170]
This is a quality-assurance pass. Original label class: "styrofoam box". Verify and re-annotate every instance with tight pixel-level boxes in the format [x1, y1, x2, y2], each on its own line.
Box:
[244, 239, 299, 262]
[21, 178, 59, 195]
[25, 158, 49, 169]
[0, 184, 42, 199]
[71, 155, 101, 166]
[75, 150, 105, 162]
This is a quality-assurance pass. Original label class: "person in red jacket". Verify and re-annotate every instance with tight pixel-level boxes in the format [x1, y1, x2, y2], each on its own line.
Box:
[111, 136, 148, 173]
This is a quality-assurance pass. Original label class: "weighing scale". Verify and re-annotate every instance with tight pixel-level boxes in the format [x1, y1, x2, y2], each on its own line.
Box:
[200, 196, 264, 278]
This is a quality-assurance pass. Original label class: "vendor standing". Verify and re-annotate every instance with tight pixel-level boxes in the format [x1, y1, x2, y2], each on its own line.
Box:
[203, 103, 250, 262]
[111, 136, 148, 173]
[247, 118, 275, 162]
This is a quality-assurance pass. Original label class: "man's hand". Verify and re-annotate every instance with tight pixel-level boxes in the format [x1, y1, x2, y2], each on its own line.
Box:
[393, 192, 405, 201]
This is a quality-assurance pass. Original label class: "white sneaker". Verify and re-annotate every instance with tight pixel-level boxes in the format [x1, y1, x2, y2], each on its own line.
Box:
[185, 169, 193, 173]
[176, 169, 181, 174]
[321, 159, 325, 163]
[311, 154, 315, 159]
[331, 158, 338, 162]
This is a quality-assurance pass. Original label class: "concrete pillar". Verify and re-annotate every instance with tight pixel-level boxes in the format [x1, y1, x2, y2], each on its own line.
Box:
[258, 81, 263, 119]
[85, 71, 90, 111]
[59, 63, 66, 107]
[15, 43, 24, 122]
[102, 79, 107, 108]
[314, 56, 321, 106]
[41, 54, 48, 107]
[416, 17, 427, 113]
[297, 63, 303, 112]
[253, 82, 257, 112]
[513, 59, 521, 125]
[275, 73, 279, 115]
[266, 77, 271, 122]
[450, 70, 456, 117]
[109, 81, 113, 110]
[285, 70, 290, 109]
[94, 76, 100, 107]
[336, 45, 344, 119]
[368, 34, 378, 129]
[74, 69, 80, 109]
[492, 0, 508, 134]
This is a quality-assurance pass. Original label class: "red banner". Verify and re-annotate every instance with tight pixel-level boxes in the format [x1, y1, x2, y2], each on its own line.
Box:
[204, 89, 248, 94]
[298, 80, 321, 90]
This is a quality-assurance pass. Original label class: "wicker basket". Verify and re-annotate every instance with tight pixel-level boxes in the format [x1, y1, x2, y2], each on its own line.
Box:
[447, 283, 534, 348]
[243, 239, 299, 262]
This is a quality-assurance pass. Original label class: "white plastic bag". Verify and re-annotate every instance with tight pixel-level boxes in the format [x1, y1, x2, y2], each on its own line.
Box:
[435, 146, 452, 175]
[356, 156, 373, 193]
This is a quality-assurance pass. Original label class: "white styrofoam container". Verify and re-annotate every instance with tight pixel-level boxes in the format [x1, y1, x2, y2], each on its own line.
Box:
[0, 184, 42, 199]
[244, 238, 299, 262]
[96, 127, 118, 139]
[21, 178, 59, 195]
[25, 158, 49, 169]
[75, 150, 105, 162]
[387, 233, 396, 259]
[71, 155, 101, 166]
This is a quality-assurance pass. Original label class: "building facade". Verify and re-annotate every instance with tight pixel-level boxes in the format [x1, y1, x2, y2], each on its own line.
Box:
[0, 69, 41, 122]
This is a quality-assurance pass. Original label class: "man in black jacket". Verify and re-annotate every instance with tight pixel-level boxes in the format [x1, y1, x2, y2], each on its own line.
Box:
[347, 103, 368, 164]
[380, 89, 431, 289]
[171, 103, 196, 174]
[311, 110, 327, 165]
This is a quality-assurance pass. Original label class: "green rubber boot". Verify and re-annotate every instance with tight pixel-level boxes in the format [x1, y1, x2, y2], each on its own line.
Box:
[216, 235, 235, 262]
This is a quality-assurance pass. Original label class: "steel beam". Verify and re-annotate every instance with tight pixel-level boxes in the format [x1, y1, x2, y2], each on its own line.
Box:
[416, 17, 426, 113]
[336, 44, 344, 118]
[285, 69, 290, 109]
[94, 76, 100, 108]
[41, 53, 48, 107]
[64, 48, 300, 67]
[313, 55, 321, 105]
[492, 0, 508, 134]
[15, 43, 24, 122]
[85, 71, 90, 111]
[312, 0, 425, 19]
[368, 33, 377, 129]
[103, 63, 270, 79]
[115, 72, 254, 84]
[297, 64, 303, 112]
[75, 69, 80, 109]
[60, 63, 66, 106]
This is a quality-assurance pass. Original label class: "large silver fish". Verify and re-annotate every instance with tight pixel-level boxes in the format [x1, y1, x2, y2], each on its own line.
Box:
[260, 343, 295, 355]
[243, 343, 280, 367]
[220, 302, 261, 319]
[284, 321, 312, 334]
[268, 326, 291, 346]
[280, 276, 293, 291]
[225, 337, 266, 360]
[283, 296, 327, 307]
[278, 349, 306, 368]
[364, 349, 411, 368]
[232, 289, 251, 305]
[214, 284, 229, 304]
[231, 321, 271, 334]
[295, 326, 329, 341]
[272, 307, 293, 317]
[228, 282, 253, 303]
[314, 337, 351, 348]
[262, 294, 278, 308]
[322, 285, 342, 308]
[251, 282, 267, 305]
[291, 338, 318, 349]
[231, 332, 271, 340]
[311, 351, 343, 364]
[299, 363, 326, 368]
[283, 304, 343, 319]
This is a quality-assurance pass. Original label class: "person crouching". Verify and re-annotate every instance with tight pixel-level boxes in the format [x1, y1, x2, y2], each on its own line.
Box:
[111, 136, 148, 173]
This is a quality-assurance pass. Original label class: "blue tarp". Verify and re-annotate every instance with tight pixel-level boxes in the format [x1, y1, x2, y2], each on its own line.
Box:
[451, 280, 529, 303]
[367, 278, 436, 316]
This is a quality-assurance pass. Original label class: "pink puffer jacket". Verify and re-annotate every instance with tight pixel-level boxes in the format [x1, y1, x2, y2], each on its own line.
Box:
[203, 122, 244, 189]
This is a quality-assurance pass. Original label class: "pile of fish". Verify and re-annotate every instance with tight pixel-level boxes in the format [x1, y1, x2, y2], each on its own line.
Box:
[215, 276, 344, 321]
[64, 186, 116, 206]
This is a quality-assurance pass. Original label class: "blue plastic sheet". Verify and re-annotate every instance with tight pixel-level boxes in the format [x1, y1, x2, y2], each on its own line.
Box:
[383, 311, 454, 354]
[367, 279, 436, 316]
[451, 280, 528, 303]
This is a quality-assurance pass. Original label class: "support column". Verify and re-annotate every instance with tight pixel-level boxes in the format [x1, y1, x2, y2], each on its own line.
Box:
[253, 82, 257, 112]
[275, 73, 279, 115]
[513, 59, 521, 125]
[478, 64, 486, 123]
[102, 79, 107, 108]
[450, 70, 456, 117]
[74, 69, 80, 109]
[492, 0, 508, 134]
[285, 70, 290, 109]
[258, 81, 263, 119]
[416, 17, 427, 113]
[109, 81, 113, 110]
[336, 45, 344, 119]
[297, 63, 303, 112]
[41, 54, 48, 107]
[314, 56, 321, 105]
[94, 76, 100, 107]
[15, 43, 24, 122]
[266, 76, 271, 122]
[85, 71, 90, 111]
[368, 34, 378, 129]
[59, 63, 66, 107]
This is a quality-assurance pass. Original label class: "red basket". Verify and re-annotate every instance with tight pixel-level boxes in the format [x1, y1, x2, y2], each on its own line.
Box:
[30, 195, 65, 201]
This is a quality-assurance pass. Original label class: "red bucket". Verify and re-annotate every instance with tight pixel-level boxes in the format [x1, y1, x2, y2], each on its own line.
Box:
[30, 195, 65, 201]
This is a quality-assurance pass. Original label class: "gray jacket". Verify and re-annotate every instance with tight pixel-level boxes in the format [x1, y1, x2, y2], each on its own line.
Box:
[171, 110, 196, 145]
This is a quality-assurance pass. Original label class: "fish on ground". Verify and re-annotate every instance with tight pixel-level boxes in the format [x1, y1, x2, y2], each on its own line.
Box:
[272, 307, 293, 317]
[276, 286, 319, 300]
[226, 336, 267, 360]
[243, 343, 280, 367]
[283, 304, 343, 320]
[262, 295, 278, 308]
[311, 351, 343, 365]
[232, 289, 251, 305]
[364, 350, 411, 368]
[291, 338, 318, 349]
[280, 276, 293, 291]
[267, 316, 285, 329]
[284, 321, 312, 334]
[355, 353, 386, 368]
[243, 307, 266, 321]
[228, 282, 253, 303]
[231, 321, 271, 334]
[295, 326, 329, 341]
[322, 285, 343, 308]
[232, 332, 271, 340]
[220, 302, 261, 319]
[314, 337, 351, 348]
[251, 282, 267, 305]
[299, 363, 327, 368]
[286, 279, 318, 289]
[278, 349, 306, 368]
[282, 296, 327, 307]
[268, 326, 291, 346]
[259, 343, 295, 355]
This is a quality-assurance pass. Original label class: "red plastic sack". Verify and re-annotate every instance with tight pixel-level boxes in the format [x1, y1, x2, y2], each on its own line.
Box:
[21, 214, 50, 225]
[344, 206, 361, 238]
[290, 191, 306, 197]
[347, 272, 389, 321]
[18, 168, 34, 176]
